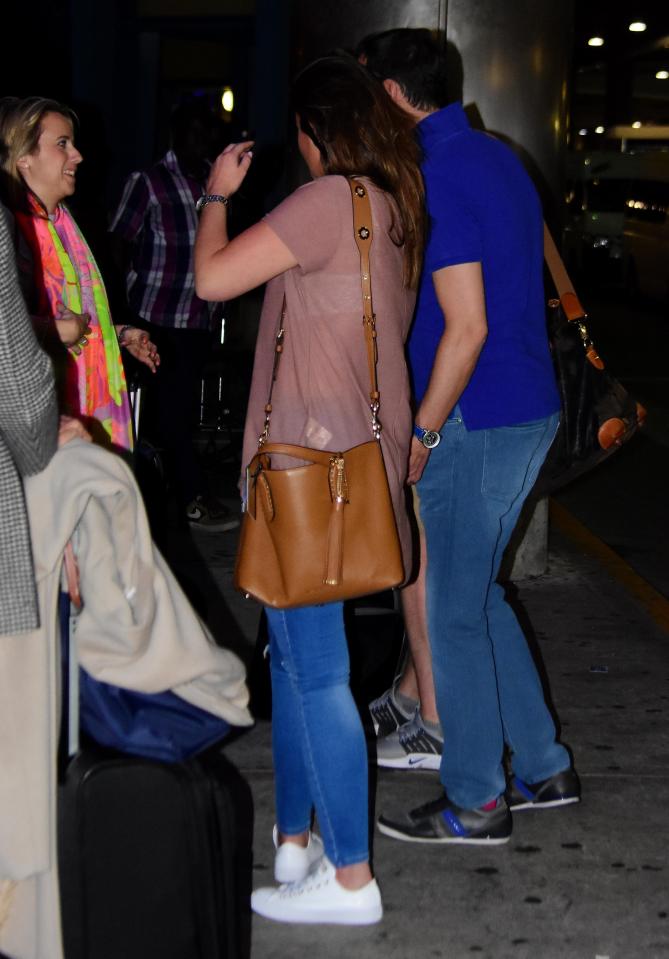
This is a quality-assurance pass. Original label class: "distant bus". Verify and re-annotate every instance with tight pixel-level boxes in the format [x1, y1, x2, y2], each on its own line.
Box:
[563, 151, 669, 292]
[623, 167, 669, 301]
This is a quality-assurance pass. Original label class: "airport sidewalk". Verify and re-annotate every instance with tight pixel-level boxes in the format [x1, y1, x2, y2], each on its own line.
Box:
[187, 505, 669, 959]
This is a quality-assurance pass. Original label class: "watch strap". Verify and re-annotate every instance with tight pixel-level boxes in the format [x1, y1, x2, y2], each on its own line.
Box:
[196, 194, 229, 211]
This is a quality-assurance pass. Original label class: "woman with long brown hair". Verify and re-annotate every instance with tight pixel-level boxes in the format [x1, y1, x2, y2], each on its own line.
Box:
[195, 52, 425, 926]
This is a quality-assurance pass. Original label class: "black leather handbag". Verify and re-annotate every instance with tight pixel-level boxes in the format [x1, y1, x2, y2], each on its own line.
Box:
[534, 225, 645, 495]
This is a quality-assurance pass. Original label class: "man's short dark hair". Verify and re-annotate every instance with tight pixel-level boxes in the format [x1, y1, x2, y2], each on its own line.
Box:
[356, 28, 449, 112]
[169, 100, 213, 149]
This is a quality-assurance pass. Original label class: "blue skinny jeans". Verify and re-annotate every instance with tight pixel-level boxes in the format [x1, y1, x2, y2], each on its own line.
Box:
[265, 602, 369, 868]
[417, 410, 570, 808]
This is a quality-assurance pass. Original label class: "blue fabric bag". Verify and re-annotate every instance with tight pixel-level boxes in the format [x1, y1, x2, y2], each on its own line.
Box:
[79, 672, 231, 763]
[59, 592, 230, 763]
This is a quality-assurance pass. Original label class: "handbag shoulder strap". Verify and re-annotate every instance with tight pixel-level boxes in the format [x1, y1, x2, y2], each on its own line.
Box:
[348, 176, 382, 439]
[258, 297, 286, 447]
[258, 176, 382, 448]
[543, 222, 587, 323]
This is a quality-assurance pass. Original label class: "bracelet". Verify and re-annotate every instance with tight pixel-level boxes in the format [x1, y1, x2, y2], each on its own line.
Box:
[196, 194, 229, 213]
[117, 324, 133, 347]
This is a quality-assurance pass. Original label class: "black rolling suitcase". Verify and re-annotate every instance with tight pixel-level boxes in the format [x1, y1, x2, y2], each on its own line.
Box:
[58, 745, 253, 959]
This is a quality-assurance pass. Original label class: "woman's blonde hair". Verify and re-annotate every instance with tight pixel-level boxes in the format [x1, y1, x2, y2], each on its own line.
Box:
[292, 53, 426, 289]
[0, 96, 76, 213]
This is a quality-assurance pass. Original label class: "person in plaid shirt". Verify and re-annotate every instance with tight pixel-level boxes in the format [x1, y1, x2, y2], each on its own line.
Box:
[110, 100, 238, 531]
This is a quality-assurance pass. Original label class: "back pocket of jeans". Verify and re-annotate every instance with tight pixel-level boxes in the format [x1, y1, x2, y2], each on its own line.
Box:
[481, 420, 547, 502]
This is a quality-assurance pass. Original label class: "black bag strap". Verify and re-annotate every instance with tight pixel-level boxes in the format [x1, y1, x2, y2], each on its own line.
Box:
[258, 176, 382, 447]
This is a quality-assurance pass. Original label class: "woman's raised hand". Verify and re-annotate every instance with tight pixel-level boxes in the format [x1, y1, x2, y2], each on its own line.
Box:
[206, 141, 254, 200]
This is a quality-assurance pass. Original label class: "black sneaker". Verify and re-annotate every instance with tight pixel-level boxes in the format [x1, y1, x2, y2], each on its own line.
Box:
[377, 794, 512, 845]
[186, 494, 240, 532]
[506, 768, 581, 811]
[368, 684, 418, 738]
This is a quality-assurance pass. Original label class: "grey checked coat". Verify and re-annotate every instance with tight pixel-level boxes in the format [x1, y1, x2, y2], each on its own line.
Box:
[0, 207, 58, 634]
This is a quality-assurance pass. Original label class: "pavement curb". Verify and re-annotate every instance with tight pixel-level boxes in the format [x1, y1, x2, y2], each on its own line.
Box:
[550, 498, 669, 634]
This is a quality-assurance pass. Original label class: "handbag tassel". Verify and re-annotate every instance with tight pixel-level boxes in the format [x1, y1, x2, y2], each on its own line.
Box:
[324, 456, 347, 586]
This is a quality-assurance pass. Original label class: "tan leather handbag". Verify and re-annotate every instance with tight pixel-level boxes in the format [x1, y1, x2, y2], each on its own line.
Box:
[234, 177, 404, 608]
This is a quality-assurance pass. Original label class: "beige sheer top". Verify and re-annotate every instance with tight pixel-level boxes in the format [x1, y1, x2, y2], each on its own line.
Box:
[241, 175, 416, 572]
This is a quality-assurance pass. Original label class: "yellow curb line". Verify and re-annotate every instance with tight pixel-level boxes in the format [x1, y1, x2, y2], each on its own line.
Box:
[549, 499, 669, 635]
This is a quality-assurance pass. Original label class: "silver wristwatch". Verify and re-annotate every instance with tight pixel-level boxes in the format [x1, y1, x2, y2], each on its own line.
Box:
[413, 425, 441, 449]
[195, 193, 229, 212]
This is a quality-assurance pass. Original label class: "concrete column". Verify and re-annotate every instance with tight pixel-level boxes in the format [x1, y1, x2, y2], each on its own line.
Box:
[291, 0, 574, 577]
[446, 0, 572, 204]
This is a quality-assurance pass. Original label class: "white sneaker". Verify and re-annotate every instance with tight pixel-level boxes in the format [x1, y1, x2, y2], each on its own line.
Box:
[251, 857, 383, 926]
[273, 825, 324, 883]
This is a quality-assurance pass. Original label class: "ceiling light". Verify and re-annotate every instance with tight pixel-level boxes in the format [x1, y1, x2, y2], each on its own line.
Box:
[578, 128, 588, 136]
[221, 87, 234, 112]
[588, 36, 605, 47]
[632, 121, 642, 128]
[595, 126, 605, 134]
[656, 70, 669, 80]
[629, 21, 647, 32]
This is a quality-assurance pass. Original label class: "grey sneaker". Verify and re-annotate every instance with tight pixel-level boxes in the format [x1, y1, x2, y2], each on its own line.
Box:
[376, 712, 443, 770]
[186, 494, 240, 532]
[369, 684, 418, 738]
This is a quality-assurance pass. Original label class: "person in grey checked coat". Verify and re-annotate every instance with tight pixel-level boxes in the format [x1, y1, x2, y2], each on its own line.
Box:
[0, 205, 59, 635]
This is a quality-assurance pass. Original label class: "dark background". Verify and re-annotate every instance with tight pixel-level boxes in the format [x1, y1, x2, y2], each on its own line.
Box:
[3, 0, 669, 597]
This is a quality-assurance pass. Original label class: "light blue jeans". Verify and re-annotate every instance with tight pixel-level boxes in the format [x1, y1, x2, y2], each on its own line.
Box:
[417, 409, 570, 809]
[265, 602, 369, 868]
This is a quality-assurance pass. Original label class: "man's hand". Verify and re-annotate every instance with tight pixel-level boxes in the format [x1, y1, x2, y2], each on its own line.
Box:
[58, 415, 92, 447]
[407, 436, 431, 485]
[120, 327, 160, 373]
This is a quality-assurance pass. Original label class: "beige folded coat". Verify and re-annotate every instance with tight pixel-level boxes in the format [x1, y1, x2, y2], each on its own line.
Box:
[0, 439, 252, 958]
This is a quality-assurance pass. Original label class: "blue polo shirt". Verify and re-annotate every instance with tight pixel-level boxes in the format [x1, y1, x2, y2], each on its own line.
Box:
[409, 104, 560, 429]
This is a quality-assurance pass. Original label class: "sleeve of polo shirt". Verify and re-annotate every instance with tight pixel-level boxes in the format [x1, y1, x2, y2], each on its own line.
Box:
[263, 176, 343, 273]
[425, 176, 483, 273]
[109, 172, 151, 242]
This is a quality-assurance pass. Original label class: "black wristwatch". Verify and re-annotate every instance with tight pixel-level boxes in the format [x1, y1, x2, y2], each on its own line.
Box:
[413, 424, 441, 449]
[195, 194, 229, 212]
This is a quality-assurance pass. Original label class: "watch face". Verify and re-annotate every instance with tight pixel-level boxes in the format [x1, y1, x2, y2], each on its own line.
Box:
[422, 430, 441, 449]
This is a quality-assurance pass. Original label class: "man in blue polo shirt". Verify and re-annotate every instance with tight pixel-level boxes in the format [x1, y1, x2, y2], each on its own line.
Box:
[358, 29, 580, 844]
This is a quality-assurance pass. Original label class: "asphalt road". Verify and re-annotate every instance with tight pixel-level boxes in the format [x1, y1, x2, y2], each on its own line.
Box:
[553, 283, 669, 600]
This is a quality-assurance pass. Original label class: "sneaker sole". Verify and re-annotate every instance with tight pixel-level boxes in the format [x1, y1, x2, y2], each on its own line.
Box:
[377, 819, 510, 845]
[377, 753, 441, 771]
[251, 900, 383, 925]
[509, 795, 581, 812]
